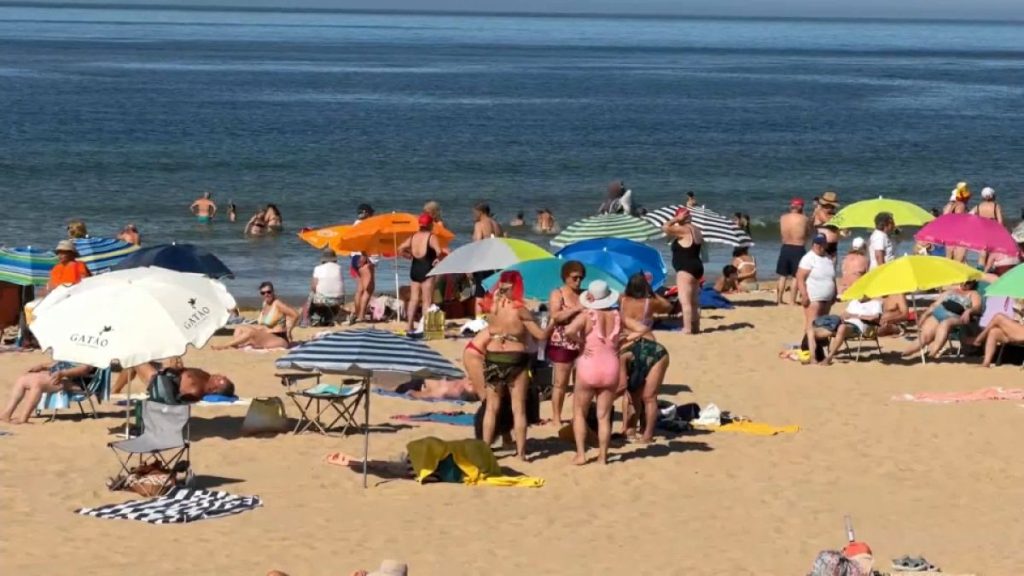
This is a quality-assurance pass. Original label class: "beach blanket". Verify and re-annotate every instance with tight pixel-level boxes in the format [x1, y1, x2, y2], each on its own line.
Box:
[373, 387, 468, 405]
[76, 488, 262, 524]
[716, 421, 799, 436]
[196, 395, 252, 407]
[392, 412, 474, 427]
[699, 287, 734, 310]
[894, 387, 1024, 404]
[407, 437, 544, 487]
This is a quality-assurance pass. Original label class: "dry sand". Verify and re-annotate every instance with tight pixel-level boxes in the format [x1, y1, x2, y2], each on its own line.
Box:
[2, 292, 1020, 575]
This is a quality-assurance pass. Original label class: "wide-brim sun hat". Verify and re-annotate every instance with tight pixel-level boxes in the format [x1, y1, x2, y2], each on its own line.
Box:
[55, 239, 77, 255]
[819, 191, 840, 207]
[581, 279, 620, 310]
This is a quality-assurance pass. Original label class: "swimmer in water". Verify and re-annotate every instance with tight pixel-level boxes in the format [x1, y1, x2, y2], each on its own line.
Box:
[228, 201, 237, 223]
[190, 192, 217, 223]
[264, 203, 283, 232]
[245, 209, 268, 236]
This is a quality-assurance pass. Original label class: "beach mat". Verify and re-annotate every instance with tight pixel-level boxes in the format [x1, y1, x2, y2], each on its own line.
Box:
[894, 387, 1024, 404]
[374, 387, 468, 405]
[76, 487, 261, 524]
[392, 411, 474, 426]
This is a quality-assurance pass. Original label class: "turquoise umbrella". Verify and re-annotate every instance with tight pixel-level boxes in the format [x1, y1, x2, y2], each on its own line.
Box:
[0, 246, 57, 287]
[482, 258, 626, 301]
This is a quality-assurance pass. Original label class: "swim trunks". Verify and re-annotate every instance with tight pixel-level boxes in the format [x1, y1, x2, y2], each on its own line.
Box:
[196, 215, 211, 224]
[775, 244, 806, 277]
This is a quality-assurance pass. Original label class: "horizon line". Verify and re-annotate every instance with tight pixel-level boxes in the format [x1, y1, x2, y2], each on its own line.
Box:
[0, 1, 1022, 26]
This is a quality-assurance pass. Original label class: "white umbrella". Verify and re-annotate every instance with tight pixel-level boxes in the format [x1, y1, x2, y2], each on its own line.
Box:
[31, 267, 233, 367]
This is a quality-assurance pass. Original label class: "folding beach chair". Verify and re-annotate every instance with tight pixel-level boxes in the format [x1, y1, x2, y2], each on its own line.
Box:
[36, 367, 112, 422]
[839, 322, 883, 362]
[109, 401, 193, 494]
[278, 372, 367, 435]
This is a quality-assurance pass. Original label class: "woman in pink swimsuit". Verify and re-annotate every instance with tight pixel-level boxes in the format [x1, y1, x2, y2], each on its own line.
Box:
[564, 280, 647, 465]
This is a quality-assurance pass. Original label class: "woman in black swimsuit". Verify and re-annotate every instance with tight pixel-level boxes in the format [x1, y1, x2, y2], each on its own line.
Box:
[663, 207, 704, 334]
[398, 212, 444, 333]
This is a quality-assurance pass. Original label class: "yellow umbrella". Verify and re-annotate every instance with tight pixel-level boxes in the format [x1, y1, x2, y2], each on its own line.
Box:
[298, 225, 353, 254]
[827, 197, 934, 230]
[841, 255, 981, 301]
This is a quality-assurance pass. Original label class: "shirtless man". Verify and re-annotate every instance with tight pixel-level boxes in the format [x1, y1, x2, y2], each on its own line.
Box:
[472, 202, 503, 316]
[775, 198, 812, 305]
[133, 361, 234, 403]
[190, 192, 218, 223]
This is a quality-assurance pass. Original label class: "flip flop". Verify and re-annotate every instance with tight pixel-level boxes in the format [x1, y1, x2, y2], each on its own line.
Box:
[891, 555, 936, 572]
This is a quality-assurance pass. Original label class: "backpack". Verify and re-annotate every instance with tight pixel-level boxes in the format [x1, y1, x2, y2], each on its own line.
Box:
[808, 551, 865, 576]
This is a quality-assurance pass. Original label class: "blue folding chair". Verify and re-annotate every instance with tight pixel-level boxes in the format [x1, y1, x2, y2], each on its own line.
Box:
[36, 367, 112, 422]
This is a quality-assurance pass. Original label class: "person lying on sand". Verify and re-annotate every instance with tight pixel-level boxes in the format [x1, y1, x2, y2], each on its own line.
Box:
[113, 357, 182, 394]
[132, 361, 234, 404]
[1, 361, 96, 424]
[395, 377, 479, 401]
[213, 282, 298, 350]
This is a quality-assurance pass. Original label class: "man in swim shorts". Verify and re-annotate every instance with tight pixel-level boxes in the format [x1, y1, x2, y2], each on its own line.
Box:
[190, 192, 218, 223]
[776, 198, 812, 305]
[134, 361, 234, 404]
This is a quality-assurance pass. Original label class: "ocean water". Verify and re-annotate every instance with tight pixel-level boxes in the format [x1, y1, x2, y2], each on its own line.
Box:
[1, 7, 1022, 302]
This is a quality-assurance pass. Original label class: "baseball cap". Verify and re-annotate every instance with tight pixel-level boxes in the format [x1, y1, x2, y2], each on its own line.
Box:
[812, 233, 828, 245]
[417, 212, 434, 228]
[790, 198, 805, 208]
[851, 237, 866, 250]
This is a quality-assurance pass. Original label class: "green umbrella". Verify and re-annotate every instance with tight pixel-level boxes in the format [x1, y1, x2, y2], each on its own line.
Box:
[984, 263, 1024, 298]
[827, 197, 934, 230]
[550, 214, 663, 248]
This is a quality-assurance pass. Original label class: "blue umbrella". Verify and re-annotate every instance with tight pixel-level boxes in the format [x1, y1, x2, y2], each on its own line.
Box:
[556, 237, 667, 290]
[112, 243, 233, 279]
[0, 246, 57, 287]
[73, 237, 140, 274]
[482, 258, 626, 301]
[276, 329, 464, 488]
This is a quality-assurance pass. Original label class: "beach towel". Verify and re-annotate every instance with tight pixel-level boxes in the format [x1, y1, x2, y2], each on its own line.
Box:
[373, 387, 468, 405]
[196, 395, 252, 407]
[406, 436, 544, 487]
[699, 287, 734, 310]
[710, 421, 800, 436]
[894, 387, 1024, 404]
[76, 488, 261, 524]
[392, 412, 474, 427]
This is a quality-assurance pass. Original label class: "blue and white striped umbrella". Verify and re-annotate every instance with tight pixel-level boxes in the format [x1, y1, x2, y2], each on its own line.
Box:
[275, 329, 464, 379]
[73, 237, 140, 274]
[644, 205, 753, 247]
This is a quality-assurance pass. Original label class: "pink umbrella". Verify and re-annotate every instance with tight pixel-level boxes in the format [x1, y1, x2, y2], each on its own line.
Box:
[915, 213, 1019, 256]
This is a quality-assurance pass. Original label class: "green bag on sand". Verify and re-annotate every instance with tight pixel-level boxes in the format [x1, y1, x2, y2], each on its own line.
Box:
[241, 397, 290, 436]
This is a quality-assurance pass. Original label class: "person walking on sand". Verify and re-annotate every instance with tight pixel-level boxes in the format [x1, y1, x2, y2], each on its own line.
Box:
[775, 198, 812, 305]
[398, 212, 445, 334]
[663, 207, 704, 334]
[350, 203, 378, 325]
[190, 192, 217, 223]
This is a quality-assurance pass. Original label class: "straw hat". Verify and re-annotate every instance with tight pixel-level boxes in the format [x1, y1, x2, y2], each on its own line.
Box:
[580, 280, 620, 310]
[320, 248, 337, 263]
[819, 191, 840, 207]
[55, 239, 77, 255]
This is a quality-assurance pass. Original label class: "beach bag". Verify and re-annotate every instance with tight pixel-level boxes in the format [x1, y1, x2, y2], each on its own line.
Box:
[240, 397, 289, 436]
[108, 462, 176, 497]
[148, 371, 182, 405]
[424, 308, 445, 340]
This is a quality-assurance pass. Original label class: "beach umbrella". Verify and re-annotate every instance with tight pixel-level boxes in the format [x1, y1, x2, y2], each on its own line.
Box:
[112, 243, 234, 279]
[298, 225, 353, 254]
[550, 214, 663, 248]
[827, 197, 934, 230]
[31, 267, 234, 367]
[555, 237, 667, 290]
[914, 213, 1019, 256]
[481, 258, 626, 301]
[984, 264, 1024, 298]
[275, 328, 464, 487]
[0, 246, 57, 287]
[841, 255, 982, 364]
[643, 205, 752, 247]
[427, 238, 551, 277]
[73, 237, 141, 274]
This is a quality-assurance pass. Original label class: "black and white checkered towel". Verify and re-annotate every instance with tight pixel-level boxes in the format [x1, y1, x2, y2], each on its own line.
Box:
[76, 488, 262, 524]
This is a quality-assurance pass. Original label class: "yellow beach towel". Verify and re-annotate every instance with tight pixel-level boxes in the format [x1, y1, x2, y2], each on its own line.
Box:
[716, 421, 800, 436]
[406, 437, 544, 488]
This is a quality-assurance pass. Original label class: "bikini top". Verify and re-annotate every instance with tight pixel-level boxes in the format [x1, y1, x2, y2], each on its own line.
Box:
[259, 304, 285, 330]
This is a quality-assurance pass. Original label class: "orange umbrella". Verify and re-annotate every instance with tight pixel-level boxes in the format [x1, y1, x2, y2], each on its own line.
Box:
[298, 225, 353, 253]
[328, 212, 455, 256]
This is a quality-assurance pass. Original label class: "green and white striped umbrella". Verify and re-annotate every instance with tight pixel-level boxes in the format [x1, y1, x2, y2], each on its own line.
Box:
[550, 214, 663, 249]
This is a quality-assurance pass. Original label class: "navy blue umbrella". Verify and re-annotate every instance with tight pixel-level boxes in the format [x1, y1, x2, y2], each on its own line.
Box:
[112, 243, 233, 279]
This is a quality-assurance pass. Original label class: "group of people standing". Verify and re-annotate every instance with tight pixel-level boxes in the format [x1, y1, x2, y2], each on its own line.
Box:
[463, 264, 670, 465]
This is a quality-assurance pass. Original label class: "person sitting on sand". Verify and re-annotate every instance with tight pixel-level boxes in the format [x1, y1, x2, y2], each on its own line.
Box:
[821, 297, 883, 365]
[713, 264, 740, 294]
[973, 312, 1024, 367]
[731, 246, 757, 291]
[117, 223, 141, 246]
[132, 361, 234, 404]
[902, 281, 982, 359]
[509, 211, 525, 227]
[839, 237, 869, 293]
[190, 192, 217, 223]
[214, 282, 298, 350]
[47, 240, 90, 292]
[1, 361, 96, 423]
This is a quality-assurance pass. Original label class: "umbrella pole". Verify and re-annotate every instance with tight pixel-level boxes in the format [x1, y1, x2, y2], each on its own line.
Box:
[363, 375, 370, 489]
[393, 233, 400, 302]
[914, 292, 926, 365]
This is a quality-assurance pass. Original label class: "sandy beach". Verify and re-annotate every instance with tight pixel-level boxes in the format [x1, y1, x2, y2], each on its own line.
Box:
[1, 291, 1019, 575]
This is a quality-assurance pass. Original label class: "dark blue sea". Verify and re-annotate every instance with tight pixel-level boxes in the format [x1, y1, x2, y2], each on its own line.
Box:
[1, 6, 1022, 300]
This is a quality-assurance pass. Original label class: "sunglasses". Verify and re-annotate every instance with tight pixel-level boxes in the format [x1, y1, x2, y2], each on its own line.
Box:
[260, 290, 274, 296]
